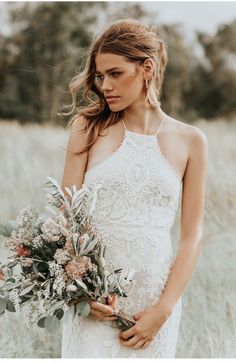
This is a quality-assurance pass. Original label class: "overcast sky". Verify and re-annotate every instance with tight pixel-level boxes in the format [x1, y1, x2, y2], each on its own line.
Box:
[141, 1, 236, 42]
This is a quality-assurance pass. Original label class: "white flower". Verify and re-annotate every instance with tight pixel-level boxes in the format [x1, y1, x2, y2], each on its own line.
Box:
[53, 271, 66, 296]
[32, 235, 44, 249]
[48, 260, 63, 277]
[66, 284, 78, 292]
[16, 206, 38, 229]
[53, 248, 71, 265]
[9, 288, 21, 312]
[41, 218, 61, 242]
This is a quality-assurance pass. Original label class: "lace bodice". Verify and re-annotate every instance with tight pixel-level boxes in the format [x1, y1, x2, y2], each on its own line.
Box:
[83, 112, 182, 232]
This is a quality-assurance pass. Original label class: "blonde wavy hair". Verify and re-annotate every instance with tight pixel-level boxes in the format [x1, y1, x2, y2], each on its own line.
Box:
[62, 18, 168, 154]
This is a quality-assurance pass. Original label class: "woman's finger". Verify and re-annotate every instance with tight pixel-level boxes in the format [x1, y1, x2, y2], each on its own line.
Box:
[90, 308, 106, 319]
[133, 339, 146, 349]
[120, 335, 139, 348]
[107, 295, 118, 310]
[141, 340, 151, 349]
[90, 309, 116, 321]
[90, 301, 114, 315]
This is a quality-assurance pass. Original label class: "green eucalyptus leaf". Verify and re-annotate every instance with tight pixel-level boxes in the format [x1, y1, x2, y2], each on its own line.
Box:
[37, 316, 46, 328]
[80, 237, 98, 255]
[32, 262, 39, 277]
[8, 268, 13, 278]
[75, 279, 88, 291]
[5, 277, 16, 283]
[38, 272, 46, 280]
[53, 308, 64, 320]
[19, 284, 35, 296]
[76, 300, 90, 317]
[6, 299, 16, 312]
[2, 281, 22, 290]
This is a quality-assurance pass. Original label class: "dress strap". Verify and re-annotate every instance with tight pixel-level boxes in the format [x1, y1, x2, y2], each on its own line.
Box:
[154, 112, 165, 136]
[121, 111, 165, 136]
[122, 119, 127, 131]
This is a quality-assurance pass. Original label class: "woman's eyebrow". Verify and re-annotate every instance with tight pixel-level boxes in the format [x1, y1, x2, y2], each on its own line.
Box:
[95, 67, 122, 74]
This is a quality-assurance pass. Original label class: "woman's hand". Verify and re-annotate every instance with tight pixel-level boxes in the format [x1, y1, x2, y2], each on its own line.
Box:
[89, 294, 118, 321]
[119, 304, 170, 350]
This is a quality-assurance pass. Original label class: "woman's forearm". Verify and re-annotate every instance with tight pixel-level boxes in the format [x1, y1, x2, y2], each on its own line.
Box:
[154, 239, 201, 318]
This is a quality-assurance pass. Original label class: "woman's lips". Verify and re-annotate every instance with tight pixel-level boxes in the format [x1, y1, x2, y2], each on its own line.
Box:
[106, 96, 120, 103]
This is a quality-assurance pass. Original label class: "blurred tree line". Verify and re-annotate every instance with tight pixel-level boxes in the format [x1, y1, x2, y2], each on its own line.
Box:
[0, 2, 235, 125]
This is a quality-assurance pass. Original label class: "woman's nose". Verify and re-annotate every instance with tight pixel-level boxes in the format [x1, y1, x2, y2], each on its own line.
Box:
[101, 76, 113, 91]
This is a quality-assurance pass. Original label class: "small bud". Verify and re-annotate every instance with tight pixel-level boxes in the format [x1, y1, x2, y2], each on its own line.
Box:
[66, 284, 78, 292]
[100, 257, 106, 268]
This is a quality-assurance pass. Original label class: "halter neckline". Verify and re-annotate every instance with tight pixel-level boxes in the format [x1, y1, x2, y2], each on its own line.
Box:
[121, 111, 166, 137]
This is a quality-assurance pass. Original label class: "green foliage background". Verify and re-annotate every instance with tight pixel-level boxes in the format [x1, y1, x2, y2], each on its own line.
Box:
[0, 2, 235, 125]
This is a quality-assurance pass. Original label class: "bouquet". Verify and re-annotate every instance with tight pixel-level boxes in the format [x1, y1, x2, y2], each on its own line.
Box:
[0, 177, 135, 331]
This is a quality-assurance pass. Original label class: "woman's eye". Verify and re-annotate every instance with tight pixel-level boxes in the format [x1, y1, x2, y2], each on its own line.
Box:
[95, 75, 103, 81]
[95, 72, 121, 84]
[111, 72, 121, 77]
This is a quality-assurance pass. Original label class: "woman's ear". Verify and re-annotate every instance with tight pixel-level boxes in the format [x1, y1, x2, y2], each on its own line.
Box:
[142, 58, 154, 80]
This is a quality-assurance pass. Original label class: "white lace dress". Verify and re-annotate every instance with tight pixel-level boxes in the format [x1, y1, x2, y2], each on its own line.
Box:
[61, 112, 183, 358]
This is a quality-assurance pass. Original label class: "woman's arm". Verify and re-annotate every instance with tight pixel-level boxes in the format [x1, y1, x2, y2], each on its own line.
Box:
[61, 116, 89, 195]
[154, 126, 208, 318]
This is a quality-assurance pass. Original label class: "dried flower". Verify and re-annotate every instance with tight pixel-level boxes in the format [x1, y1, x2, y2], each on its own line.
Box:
[79, 233, 90, 244]
[16, 205, 38, 229]
[41, 218, 61, 242]
[32, 235, 44, 249]
[20, 256, 33, 267]
[54, 248, 71, 265]
[65, 256, 93, 280]
[65, 236, 75, 257]
[16, 246, 31, 257]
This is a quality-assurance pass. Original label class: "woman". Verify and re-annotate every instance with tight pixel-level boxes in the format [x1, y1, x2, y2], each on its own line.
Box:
[60, 18, 208, 358]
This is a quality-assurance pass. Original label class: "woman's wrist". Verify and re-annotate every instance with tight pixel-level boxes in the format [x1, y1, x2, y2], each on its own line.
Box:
[151, 299, 173, 322]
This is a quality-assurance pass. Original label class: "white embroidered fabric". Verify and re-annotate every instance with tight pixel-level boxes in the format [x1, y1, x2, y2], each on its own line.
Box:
[61, 112, 183, 358]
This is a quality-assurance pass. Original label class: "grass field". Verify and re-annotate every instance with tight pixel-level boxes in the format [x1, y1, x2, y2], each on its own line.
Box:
[0, 118, 235, 358]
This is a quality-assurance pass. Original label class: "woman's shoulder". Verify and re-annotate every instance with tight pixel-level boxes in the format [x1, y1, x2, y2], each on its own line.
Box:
[166, 113, 208, 147]
[70, 115, 89, 131]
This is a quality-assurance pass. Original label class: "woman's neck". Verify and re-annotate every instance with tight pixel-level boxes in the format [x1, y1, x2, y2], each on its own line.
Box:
[123, 102, 163, 134]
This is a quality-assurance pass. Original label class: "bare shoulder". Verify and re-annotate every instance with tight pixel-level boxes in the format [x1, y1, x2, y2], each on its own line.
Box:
[167, 114, 208, 153]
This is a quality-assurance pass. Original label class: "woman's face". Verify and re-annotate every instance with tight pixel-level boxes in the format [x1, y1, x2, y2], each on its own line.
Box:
[94, 52, 146, 111]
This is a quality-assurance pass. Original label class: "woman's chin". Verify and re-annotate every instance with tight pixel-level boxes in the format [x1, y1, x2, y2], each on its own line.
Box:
[108, 104, 123, 111]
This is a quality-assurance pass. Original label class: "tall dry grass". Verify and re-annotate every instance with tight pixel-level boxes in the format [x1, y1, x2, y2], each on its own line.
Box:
[0, 118, 235, 358]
